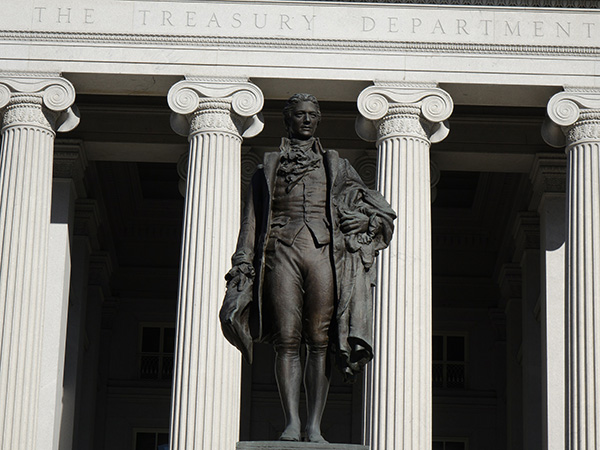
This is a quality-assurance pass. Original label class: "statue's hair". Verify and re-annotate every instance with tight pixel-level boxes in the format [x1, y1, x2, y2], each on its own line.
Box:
[283, 93, 321, 129]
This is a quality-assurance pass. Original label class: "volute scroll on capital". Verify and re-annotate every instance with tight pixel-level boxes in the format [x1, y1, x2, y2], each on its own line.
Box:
[355, 83, 454, 143]
[543, 88, 600, 148]
[167, 78, 265, 138]
[0, 75, 79, 132]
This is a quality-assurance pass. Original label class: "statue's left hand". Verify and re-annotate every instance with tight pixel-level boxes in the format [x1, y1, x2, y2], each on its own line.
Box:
[340, 211, 370, 234]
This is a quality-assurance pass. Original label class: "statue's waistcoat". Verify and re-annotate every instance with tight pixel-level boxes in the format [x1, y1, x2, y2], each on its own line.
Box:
[269, 159, 330, 246]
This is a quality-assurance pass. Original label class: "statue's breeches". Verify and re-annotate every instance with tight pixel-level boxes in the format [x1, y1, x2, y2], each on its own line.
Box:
[263, 226, 335, 354]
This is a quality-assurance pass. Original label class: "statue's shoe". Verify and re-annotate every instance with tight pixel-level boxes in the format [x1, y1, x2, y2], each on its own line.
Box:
[306, 431, 328, 443]
[279, 427, 300, 442]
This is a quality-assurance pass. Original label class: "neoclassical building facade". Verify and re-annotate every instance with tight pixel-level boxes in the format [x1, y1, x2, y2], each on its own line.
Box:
[0, 1, 599, 449]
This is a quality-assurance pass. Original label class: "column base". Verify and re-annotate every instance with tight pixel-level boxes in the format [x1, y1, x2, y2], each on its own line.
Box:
[236, 442, 368, 450]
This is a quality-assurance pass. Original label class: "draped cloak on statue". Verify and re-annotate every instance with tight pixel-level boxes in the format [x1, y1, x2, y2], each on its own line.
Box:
[220, 138, 396, 382]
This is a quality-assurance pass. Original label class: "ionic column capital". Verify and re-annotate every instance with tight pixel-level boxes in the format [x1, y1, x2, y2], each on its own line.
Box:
[0, 74, 79, 133]
[543, 87, 600, 149]
[167, 77, 264, 138]
[356, 82, 453, 144]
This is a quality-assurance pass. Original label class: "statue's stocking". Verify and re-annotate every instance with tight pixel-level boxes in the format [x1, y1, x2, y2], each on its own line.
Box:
[304, 345, 330, 443]
[275, 350, 302, 441]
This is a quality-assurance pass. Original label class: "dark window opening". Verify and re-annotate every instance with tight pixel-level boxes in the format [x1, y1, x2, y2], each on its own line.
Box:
[433, 334, 466, 389]
[140, 325, 175, 381]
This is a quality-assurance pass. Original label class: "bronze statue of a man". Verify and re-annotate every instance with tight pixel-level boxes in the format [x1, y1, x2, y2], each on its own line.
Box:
[220, 93, 396, 443]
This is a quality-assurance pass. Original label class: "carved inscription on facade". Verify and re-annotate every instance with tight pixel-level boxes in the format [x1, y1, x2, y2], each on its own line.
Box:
[137, 10, 317, 31]
[361, 16, 595, 39]
[19, 1, 600, 46]
[33, 6, 96, 24]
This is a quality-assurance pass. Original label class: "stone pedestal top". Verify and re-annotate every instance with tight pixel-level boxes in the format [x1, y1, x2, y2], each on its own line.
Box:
[237, 442, 369, 450]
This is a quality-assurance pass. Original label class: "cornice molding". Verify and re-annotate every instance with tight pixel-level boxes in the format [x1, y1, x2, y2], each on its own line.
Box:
[167, 77, 264, 138]
[1, 31, 599, 58]
[311, 0, 599, 6]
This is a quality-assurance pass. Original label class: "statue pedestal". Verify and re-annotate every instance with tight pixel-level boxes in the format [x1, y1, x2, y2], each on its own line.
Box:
[236, 442, 368, 450]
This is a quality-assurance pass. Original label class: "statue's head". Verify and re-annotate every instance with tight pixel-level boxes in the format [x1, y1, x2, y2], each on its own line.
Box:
[283, 93, 321, 140]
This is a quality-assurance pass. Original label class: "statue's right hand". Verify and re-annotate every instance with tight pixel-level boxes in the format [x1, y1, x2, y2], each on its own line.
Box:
[340, 210, 370, 234]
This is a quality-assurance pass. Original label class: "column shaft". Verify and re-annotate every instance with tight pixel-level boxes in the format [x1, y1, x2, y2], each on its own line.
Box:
[171, 131, 242, 450]
[167, 79, 263, 450]
[357, 84, 453, 450]
[366, 135, 432, 449]
[0, 121, 54, 450]
[544, 90, 600, 450]
[0, 76, 79, 450]
[566, 141, 600, 450]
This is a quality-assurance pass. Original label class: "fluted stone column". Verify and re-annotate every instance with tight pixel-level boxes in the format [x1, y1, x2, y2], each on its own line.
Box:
[167, 78, 263, 450]
[544, 88, 600, 450]
[0, 75, 79, 450]
[356, 83, 453, 450]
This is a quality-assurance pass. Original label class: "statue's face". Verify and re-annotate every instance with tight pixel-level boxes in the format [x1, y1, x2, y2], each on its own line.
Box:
[288, 101, 319, 140]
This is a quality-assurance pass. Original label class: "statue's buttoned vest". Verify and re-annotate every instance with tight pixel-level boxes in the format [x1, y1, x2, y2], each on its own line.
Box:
[269, 154, 330, 246]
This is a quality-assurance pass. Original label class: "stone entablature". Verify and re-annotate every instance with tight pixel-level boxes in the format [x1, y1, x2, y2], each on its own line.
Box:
[1, 1, 599, 94]
[314, 0, 599, 7]
[9, 1, 600, 48]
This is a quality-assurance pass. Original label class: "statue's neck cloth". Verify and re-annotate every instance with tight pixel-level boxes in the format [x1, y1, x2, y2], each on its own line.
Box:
[278, 137, 322, 193]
